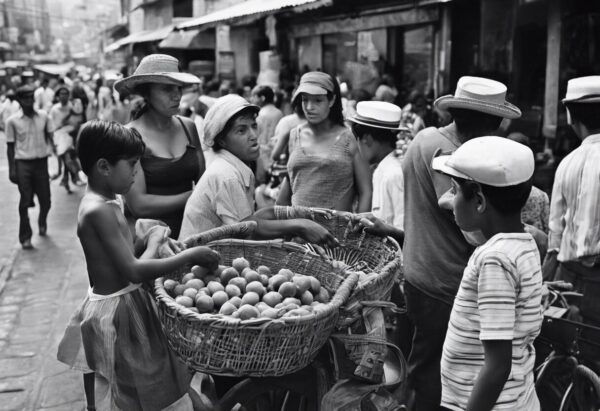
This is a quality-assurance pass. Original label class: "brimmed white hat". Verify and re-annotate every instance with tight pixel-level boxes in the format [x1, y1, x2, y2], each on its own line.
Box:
[114, 54, 200, 95]
[203, 94, 259, 148]
[432, 136, 534, 187]
[434, 76, 521, 119]
[562, 76, 600, 104]
[347, 101, 406, 130]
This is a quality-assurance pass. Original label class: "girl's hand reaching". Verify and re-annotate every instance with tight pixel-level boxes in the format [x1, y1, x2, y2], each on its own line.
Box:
[184, 246, 220, 271]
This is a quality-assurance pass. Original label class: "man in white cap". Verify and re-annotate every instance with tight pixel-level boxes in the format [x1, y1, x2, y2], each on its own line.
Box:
[432, 136, 542, 411]
[401, 76, 521, 410]
[545, 75, 600, 327]
[179, 94, 338, 247]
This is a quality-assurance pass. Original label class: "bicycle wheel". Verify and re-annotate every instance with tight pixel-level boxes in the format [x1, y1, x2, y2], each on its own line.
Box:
[535, 354, 577, 411]
[559, 364, 600, 411]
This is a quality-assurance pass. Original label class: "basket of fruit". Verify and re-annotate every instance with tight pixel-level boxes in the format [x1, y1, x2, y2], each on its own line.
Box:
[273, 206, 402, 328]
[155, 238, 358, 377]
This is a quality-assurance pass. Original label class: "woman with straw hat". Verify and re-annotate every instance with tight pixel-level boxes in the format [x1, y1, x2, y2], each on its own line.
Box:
[114, 54, 205, 238]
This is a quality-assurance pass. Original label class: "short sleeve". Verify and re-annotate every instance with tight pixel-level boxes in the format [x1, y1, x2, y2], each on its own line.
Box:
[214, 178, 254, 225]
[477, 253, 517, 341]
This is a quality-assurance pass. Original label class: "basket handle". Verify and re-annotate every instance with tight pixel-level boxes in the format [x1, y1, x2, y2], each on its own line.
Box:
[330, 271, 359, 307]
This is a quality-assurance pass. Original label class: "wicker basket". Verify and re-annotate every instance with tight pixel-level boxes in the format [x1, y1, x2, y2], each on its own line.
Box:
[274, 206, 403, 328]
[155, 238, 358, 377]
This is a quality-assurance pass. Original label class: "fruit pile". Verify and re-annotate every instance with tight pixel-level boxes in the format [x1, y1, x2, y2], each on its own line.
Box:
[164, 257, 331, 320]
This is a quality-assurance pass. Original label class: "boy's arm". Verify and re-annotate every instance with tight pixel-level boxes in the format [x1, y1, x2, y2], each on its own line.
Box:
[88, 205, 219, 283]
[466, 339, 512, 411]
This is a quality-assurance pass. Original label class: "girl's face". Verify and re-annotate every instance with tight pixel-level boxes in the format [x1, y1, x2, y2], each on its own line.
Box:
[301, 93, 334, 124]
[220, 114, 259, 162]
[147, 83, 182, 116]
[110, 156, 139, 194]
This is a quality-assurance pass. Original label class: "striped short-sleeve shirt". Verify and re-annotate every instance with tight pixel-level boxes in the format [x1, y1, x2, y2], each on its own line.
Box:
[441, 233, 543, 411]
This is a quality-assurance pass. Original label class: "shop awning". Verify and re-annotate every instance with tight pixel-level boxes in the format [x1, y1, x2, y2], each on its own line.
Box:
[159, 29, 215, 49]
[104, 25, 174, 53]
[177, 0, 332, 30]
[33, 62, 76, 76]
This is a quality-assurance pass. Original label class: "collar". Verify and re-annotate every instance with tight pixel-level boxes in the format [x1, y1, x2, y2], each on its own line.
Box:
[439, 122, 461, 148]
[582, 133, 600, 145]
[17, 109, 41, 119]
[216, 149, 254, 187]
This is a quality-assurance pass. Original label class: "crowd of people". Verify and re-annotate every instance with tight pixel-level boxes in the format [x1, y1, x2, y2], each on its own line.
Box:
[3, 52, 599, 410]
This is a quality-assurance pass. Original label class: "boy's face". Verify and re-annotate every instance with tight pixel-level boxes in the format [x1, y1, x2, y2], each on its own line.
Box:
[221, 114, 259, 162]
[108, 156, 140, 194]
[355, 134, 375, 164]
[440, 179, 482, 232]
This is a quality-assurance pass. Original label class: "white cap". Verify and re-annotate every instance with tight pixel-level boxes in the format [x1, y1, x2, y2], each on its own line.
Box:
[431, 136, 534, 187]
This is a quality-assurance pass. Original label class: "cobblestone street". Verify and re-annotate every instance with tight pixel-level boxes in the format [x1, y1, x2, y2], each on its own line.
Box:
[0, 144, 89, 411]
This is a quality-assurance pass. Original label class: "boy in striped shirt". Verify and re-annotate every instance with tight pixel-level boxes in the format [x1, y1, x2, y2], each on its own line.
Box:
[432, 136, 543, 411]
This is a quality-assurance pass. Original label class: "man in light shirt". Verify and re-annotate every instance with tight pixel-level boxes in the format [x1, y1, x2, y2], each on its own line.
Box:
[251, 85, 283, 185]
[348, 101, 404, 245]
[546, 75, 600, 327]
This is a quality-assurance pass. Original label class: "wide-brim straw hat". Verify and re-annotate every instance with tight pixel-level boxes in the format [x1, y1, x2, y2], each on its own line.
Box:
[114, 54, 200, 95]
[562, 76, 600, 104]
[434, 76, 521, 119]
[347, 101, 407, 131]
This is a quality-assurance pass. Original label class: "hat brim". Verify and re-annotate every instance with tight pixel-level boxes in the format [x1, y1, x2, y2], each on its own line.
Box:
[562, 95, 600, 104]
[292, 83, 329, 102]
[202, 102, 259, 148]
[347, 116, 408, 131]
[431, 155, 472, 181]
[114, 72, 200, 94]
[434, 95, 522, 119]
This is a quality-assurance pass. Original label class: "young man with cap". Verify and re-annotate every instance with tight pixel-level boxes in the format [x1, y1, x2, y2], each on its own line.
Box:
[348, 101, 405, 243]
[179, 94, 338, 247]
[433, 136, 542, 411]
[6, 85, 55, 249]
[401, 76, 521, 410]
[546, 75, 600, 326]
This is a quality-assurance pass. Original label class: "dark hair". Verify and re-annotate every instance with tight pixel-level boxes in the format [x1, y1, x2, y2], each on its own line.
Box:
[351, 122, 398, 148]
[77, 120, 145, 175]
[566, 103, 600, 130]
[253, 85, 275, 104]
[291, 93, 305, 118]
[455, 177, 532, 215]
[351, 88, 372, 102]
[326, 73, 345, 126]
[55, 86, 70, 96]
[129, 84, 151, 120]
[212, 107, 258, 151]
[447, 108, 503, 138]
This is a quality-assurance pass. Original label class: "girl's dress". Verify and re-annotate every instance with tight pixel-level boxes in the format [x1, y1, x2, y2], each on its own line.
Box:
[139, 116, 200, 239]
[57, 198, 192, 411]
[287, 126, 355, 210]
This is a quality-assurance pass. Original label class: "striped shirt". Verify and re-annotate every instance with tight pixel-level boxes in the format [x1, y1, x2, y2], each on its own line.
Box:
[441, 233, 543, 411]
[548, 134, 600, 264]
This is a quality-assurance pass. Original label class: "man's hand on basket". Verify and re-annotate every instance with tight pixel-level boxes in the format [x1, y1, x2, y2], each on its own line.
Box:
[299, 220, 340, 248]
[184, 246, 221, 271]
[351, 213, 405, 245]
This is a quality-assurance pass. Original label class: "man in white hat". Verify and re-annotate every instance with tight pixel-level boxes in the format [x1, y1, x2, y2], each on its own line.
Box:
[545, 75, 600, 327]
[179, 94, 338, 247]
[348, 101, 405, 243]
[401, 76, 521, 410]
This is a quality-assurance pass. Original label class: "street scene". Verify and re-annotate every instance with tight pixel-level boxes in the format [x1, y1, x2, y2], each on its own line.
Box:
[0, 0, 599, 410]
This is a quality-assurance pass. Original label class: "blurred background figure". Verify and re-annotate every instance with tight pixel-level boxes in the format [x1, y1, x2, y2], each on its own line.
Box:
[251, 85, 283, 185]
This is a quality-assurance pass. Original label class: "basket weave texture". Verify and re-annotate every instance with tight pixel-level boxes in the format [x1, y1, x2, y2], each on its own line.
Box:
[155, 237, 358, 377]
[274, 206, 403, 327]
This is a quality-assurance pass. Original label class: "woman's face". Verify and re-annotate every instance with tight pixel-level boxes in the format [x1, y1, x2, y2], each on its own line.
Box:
[147, 83, 182, 116]
[301, 93, 334, 124]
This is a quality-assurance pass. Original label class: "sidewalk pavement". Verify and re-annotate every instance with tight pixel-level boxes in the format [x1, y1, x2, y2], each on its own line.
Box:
[0, 151, 89, 411]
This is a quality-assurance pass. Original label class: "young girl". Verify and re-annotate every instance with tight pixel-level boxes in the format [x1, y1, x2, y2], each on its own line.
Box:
[276, 71, 372, 212]
[57, 120, 220, 410]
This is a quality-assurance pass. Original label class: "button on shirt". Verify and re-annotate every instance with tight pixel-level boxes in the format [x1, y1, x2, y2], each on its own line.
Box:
[548, 134, 600, 264]
[6, 110, 54, 160]
[372, 152, 404, 229]
[179, 149, 255, 240]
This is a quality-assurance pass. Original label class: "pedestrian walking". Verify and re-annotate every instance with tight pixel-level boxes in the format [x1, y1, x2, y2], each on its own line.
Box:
[401, 76, 521, 410]
[250, 85, 283, 184]
[433, 137, 542, 411]
[545, 75, 600, 327]
[114, 54, 206, 238]
[57, 120, 220, 411]
[5, 84, 54, 249]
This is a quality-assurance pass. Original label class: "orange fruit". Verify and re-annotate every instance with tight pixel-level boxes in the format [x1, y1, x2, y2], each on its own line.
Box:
[268, 274, 287, 291]
[292, 276, 311, 295]
[229, 296, 242, 308]
[182, 273, 196, 283]
[246, 281, 266, 297]
[191, 265, 209, 278]
[195, 295, 214, 313]
[229, 277, 247, 293]
[241, 291, 260, 306]
[163, 279, 178, 292]
[186, 279, 205, 290]
[262, 291, 283, 307]
[317, 288, 330, 303]
[225, 284, 242, 298]
[278, 268, 294, 281]
[232, 257, 250, 272]
[309, 277, 321, 294]
[259, 274, 269, 287]
[300, 290, 313, 305]
[278, 282, 296, 298]
[260, 307, 282, 319]
[212, 291, 229, 307]
[175, 295, 194, 308]
[183, 288, 198, 300]
[257, 265, 271, 276]
[243, 270, 260, 283]
[238, 304, 260, 320]
[255, 302, 270, 313]
[282, 297, 302, 307]
[220, 267, 239, 284]
[207, 281, 225, 295]
[173, 284, 187, 297]
[219, 301, 237, 315]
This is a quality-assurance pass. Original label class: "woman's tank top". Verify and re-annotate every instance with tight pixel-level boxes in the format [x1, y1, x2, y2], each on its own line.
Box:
[139, 116, 200, 238]
[287, 126, 355, 210]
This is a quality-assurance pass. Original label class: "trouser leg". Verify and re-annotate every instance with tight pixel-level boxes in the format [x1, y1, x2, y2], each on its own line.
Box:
[32, 158, 51, 230]
[16, 160, 34, 243]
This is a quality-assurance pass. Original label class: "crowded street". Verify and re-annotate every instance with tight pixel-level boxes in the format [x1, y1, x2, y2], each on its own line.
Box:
[1, 0, 600, 410]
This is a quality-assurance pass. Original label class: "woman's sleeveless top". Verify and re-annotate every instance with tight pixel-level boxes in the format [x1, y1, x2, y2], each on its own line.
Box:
[140, 116, 199, 238]
[287, 126, 355, 210]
